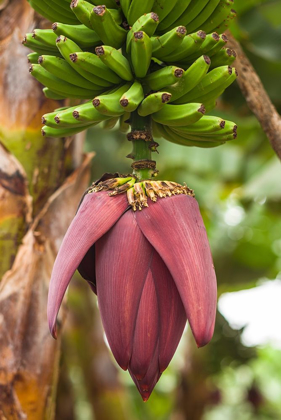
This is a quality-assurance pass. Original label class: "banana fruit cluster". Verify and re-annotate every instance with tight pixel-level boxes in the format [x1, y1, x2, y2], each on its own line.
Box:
[24, 0, 238, 147]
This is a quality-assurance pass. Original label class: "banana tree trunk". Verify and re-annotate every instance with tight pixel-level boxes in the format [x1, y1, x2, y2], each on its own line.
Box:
[0, 1, 90, 418]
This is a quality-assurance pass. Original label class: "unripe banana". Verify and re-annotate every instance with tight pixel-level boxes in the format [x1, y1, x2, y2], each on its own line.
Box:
[28, 0, 79, 25]
[27, 52, 41, 64]
[162, 30, 206, 63]
[69, 52, 122, 84]
[181, 32, 221, 64]
[151, 0, 177, 22]
[93, 84, 131, 116]
[72, 101, 112, 123]
[52, 23, 101, 49]
[120, 81, 144, 113]
[127, 0, 154, 26]
[143, 66, 184, 91]
[152, 26, 187, 60]
[165, 0, 209, 31]
[216, 8, 237, 34]
[54, 107, 108, 128]
[174, 65, 234, 104]
[162, 55, 211, 102]
[38, 55, 97, 90]
[56, 36, 112, 88]
[95, 45, 133, 82]
[70, 0, 93, 29]
[32, 29, 57, 48]
[103, 117, 119, 130]
[42, 124, 97, 138]
[171, 116, 236, 135]
[22, 33, 60, 56]
[185, 0, 222, 33]
[29, 64, 101, 99]
[138, 92, 172, 117]
[89, 5, 127, 49]
[119, 112, 131, 133]
[43, 88, 66, 100]
[157, 0, 192, 32]
[210, 48, 236, 69]
[126, 12, 159, 53]
[199, 0, 235, 33]
[152, 103, 206, 127]
[131, 31, 152, 78]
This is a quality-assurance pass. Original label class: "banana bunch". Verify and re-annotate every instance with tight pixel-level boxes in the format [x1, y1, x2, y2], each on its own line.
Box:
[24, 0, 238, 147]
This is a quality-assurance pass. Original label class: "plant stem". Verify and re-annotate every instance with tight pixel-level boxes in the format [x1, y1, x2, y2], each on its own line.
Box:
[129, 112, 158, 181]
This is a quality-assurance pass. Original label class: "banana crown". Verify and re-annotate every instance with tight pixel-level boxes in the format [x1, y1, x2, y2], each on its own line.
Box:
[25, 0, 238, 147]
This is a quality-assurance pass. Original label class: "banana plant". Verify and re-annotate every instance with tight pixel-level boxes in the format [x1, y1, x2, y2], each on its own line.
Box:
[23, 0, 238, 401]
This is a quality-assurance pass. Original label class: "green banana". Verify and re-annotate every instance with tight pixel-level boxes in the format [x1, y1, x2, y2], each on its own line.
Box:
[161, 55, 211, 102]
[103, 117, 119, 130]
[152, 103, 206, 126]
[69, 52, 122, 84]
[32, 29, 57, 48]
[131, 31, 152, 78]
[143, 66, 184, 91]
[95, 45, 133, 82]
[72, 101, 112, 123]
[152, 121, 223, 148]
[119, 0, 131, 18]
[22, 34, 61, 56]
[43, 88, 66, 100]
[205, 33, 228, 57]
[180, 69, 237, 106]
[174, 65, 234, 103]
[119, 112, 131, 133]
[42, 124, 96, 138]
[56, 36, 112, 88]
[185, 0, 221, 34]
[42, 111, 61, 128]
[181, 32, 220, 64]
[161, 30, 206, 63]
[94, 0, 119, 9]
[199, 0, 235, 33]
[157, 0, 192, 32]
[165, 0, 209, 31]
[27, 52, 41, 64]
[38, 55, 97, 90]
[171, 116, 237, 135]
[120, 81, 144, 112]
[216, 8, 236, 34]
[28, 0, 79, 24]
[127, 0, 154, 26]
[54, 107, 107, 128]
[152, 26, 187, 60]
[138, 92, 172, 117]
[29, 64, 100, 99]
[210, 48, 236, 69]
[170, 126, 236, 142]
[89, 6, 127, 49]
[93, 84, 131, 116]
[126, 12, 159, 53]
[151, 0, 177, 22]
[70, 0, 94, 29]
[52, 23, 101, 49]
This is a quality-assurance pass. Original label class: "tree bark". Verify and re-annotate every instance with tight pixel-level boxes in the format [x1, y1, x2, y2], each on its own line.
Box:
[226, 31, 281, 160]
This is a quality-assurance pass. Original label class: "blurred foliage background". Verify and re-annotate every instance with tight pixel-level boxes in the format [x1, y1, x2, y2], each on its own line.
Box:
[56, 0, 281, 419]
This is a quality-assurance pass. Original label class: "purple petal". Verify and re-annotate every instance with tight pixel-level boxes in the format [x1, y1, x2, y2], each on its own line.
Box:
[129, 269, 159, 380]
[135, 195, 217, 347]
[151, 252, 186, 372]
[95, 210, 154, 370]
[47, 192, 128, 338]
[129, 342, 161, 402]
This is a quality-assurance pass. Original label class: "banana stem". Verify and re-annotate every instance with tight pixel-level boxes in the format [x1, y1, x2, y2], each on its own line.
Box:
[128, 112, 158, 181]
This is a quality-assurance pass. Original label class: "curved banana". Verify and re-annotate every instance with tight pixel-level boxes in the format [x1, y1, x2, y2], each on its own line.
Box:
[127, 0, 154, 26]
[131, 31, 152, 78]
[126, 12, 159, 53]
[152, 26, 187, 60]
[89, 5, 127, 49]
[120, 81, 144, 113]
[95, 45, 133, 82]
[138, 92, 172, 117]
[143, 66, 184, 91]
[52, 23, 101, 49]
[93, 84, 131, 116]
[152, 103, 205, 126]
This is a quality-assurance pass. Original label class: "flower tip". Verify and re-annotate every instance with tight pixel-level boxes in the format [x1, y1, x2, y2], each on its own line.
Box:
[49, 320, 57, 340]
